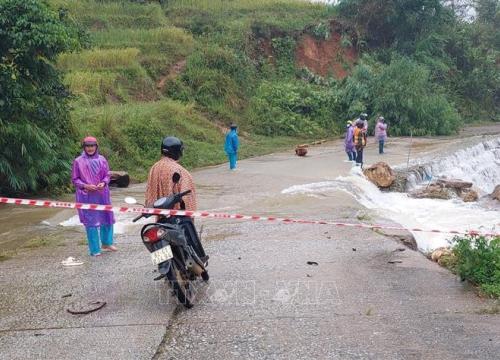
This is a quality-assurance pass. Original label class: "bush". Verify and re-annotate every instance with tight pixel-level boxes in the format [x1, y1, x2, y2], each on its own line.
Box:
[249, 80, 339, 136]
[371, 57, 461, 135]
[339, 57, 462, 135]
[452, 235, 500, 298]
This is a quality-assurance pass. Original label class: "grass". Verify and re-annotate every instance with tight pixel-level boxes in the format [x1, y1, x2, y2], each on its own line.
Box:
[91, 27, 194, 77]
[49, 0, 166, 29]
[92, 27, 193, 54]
[476, 303, 500, 315]
[167, 0, 333, 31]
[0, 250, 16, 262]
[58, 48, 141, 71]
[64, 71, 119, 105]
[23, 235, 63, 249]
[356, 212, 372, 222]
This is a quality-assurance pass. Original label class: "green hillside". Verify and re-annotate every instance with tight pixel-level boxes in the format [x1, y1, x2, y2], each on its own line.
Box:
[1, 0, 498, 193]
[49, 0, 334, 182]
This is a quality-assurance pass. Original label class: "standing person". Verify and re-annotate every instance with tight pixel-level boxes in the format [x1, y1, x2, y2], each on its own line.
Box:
[355, 113, 368, 134]
[224, 123, 239, 170]
[353, 121, 367, 167]
[344, 121, 356, 162]
[375, 116, 388, 154]
[72, 136, 116, 256]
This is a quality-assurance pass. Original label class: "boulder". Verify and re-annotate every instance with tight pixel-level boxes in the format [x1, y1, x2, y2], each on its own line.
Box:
[295, 144, 308, 157]
[410, 183, 453, 200]
[387, 170, 408, 192]
[460, 189, 479, 202]
[430, 247, 452, 262]
[491, 185, 500, 201]
[109, 171, 130, 188]
[436, 178, 473, 190]
[363, 162, 396, 188]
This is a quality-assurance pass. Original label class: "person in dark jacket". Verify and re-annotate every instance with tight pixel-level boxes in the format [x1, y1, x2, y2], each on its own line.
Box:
[224, 123, 239, 170]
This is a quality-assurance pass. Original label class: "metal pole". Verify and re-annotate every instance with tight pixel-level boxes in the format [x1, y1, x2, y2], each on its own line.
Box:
[406, 128, 413, 173]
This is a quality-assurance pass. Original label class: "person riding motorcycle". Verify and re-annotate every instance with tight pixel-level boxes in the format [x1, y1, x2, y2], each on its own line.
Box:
[145, 136, 196, 210]
[144, 136, 207, 263]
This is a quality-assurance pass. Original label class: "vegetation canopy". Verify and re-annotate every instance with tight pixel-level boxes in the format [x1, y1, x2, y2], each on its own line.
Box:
[0, 0, 82, 193]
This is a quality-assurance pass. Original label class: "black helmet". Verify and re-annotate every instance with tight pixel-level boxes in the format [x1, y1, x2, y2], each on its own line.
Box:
[360, 113, 368, 120]
[161, 136, 184, 160]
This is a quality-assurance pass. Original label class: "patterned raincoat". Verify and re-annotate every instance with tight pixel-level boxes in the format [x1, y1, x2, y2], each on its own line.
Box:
[145, 157, 197, 210]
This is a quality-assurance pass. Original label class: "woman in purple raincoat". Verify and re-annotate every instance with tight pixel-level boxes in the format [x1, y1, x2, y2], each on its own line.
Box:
[72, 136, 116, 256]
[344, 121, 356, 161]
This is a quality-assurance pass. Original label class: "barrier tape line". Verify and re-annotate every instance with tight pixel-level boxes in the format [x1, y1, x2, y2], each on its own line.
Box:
[1, 197, 498, 237]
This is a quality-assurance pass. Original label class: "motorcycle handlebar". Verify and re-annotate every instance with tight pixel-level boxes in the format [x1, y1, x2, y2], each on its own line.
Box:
[178, 189, 192, 198]
[132, 190, 192, 222]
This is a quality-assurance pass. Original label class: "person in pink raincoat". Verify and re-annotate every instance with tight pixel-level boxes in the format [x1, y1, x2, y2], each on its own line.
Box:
[375, 116, 388, 154]
[72, 136, 116, 256]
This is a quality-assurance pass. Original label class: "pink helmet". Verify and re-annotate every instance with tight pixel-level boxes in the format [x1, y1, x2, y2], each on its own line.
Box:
[82, 136, 98, 147]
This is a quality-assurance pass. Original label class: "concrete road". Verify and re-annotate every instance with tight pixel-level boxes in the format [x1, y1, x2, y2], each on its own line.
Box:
[0, 136, 499, 359]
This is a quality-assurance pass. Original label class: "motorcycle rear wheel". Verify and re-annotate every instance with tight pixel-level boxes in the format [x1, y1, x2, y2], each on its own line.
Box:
[167, 262, 194, 309]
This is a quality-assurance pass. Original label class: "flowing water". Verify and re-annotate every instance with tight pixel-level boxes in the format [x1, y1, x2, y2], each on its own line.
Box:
[282, 135, 500, 251]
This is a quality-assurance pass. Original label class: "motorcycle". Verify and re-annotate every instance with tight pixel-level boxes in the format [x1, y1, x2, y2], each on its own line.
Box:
[126, 173, 209, 309]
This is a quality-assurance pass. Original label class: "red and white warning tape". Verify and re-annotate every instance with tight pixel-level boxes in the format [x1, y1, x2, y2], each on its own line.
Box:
[0, 196, 498, 237]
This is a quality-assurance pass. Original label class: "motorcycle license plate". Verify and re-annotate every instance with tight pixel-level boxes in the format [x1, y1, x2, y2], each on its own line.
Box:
[151, 245, 173, 265]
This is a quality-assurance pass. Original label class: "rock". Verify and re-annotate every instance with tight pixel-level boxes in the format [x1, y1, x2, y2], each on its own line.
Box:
[410, 183, 453, 200]
[491, 185, 500, 201]
[363, 162, 396, 188]
[387, 170, 408, 192]
[461, 189, 479, 202]
[413, 178, 477, 202]
[295, 144, 308, 157]
[430, 247, 452, 262]
[109, 171, 130, 188]
[436, 178, 473, 190]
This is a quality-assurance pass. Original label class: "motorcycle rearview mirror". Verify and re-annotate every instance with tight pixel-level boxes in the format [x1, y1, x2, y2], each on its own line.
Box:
[172, 172, 181, 184]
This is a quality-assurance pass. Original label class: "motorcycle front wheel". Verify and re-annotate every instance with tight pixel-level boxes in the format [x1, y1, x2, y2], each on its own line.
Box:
[167, 261, 194, 309]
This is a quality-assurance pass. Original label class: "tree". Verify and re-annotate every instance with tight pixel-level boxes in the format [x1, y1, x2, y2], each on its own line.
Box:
[337, 0, 454, 50]
[474, 0, 500, 24]
[0, 0, 82, 194]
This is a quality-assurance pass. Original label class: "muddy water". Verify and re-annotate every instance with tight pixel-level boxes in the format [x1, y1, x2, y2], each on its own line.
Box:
[1, 127, 499, 252]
